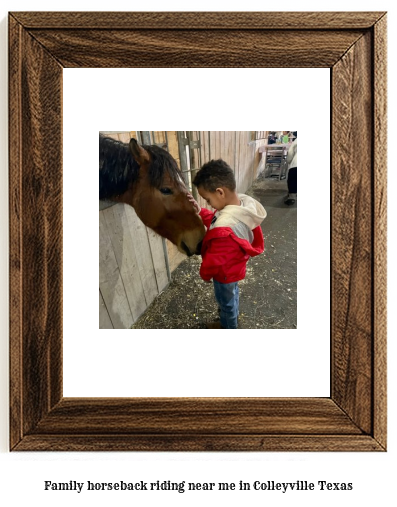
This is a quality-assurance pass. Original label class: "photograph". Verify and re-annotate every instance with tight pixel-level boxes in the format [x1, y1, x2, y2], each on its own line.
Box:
[99, 131, 297, 329]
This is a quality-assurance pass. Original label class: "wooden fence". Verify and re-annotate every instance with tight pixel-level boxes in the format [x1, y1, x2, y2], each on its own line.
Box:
[99, 131, 267, 329]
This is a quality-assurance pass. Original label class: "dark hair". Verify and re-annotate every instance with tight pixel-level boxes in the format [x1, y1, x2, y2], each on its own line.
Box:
[99, 134, 184, 200]
[192, 159, 236, 192]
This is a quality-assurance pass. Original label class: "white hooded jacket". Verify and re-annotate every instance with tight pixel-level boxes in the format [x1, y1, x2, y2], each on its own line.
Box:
[210, 193, 267, 243]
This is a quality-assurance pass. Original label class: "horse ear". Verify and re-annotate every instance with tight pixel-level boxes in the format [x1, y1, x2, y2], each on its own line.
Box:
[129, 138, 150, 165]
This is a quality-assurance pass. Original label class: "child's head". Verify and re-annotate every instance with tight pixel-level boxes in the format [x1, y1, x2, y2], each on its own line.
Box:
[193, 159, 237, 210]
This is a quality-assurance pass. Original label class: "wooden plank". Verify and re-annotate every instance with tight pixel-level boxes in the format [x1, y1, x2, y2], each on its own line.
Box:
[227, 131, 234, 178]
[206, 130, 211, 161]
[245, 134, 250, 189]
[239, 131, 245, 190]
[99, 211, 134, 329]
[33, 398, 364, 435]
[241, 132, 248, 190]
[99, 290, 113, 329]
[9, 21, 64, 446]
[103, 204, 147, 321]
[247, 140, 254, 190]
[237, 131, 244, 190]
[200, 131, 206, 163]
[9, 14, 24, 451]
[247, 135, 255, 189]
[13, 11, 385, 30]
[147, 229, 169, 293]
[208, 130, 216, 160]
[332, 32, 373, 434]
[195, 131, 207, 210]
[124, 206, 159, 307]
[201, 130, 209, 165]
[220, 131, 226, 161]
[117, 131, 131, 143]
[167, 240, 186, 273]
[215, 131, 220, 159]
[19, 396, 384, 451]
[153, 130, 165, 145]
[15, 434, 383, 453]
[24, 30, 363, 69]
[232, 131, 238, 183]
[221, 130, 228, 164]
[226, 130, 233, 168]
[373, 13, 387, 450]
[235, 131, 241, 190]
[240, 132, 248, 191]
[249, 138, 256, 189]
[246, 133, 252, 188]
[166, 131, 179, 166]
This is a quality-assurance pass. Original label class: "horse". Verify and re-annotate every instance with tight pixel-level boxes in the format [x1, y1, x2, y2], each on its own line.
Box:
[99, 134, 205, 256]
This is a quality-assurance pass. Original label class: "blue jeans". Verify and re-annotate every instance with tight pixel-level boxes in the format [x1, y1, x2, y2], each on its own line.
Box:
[213, 280, 239, 329]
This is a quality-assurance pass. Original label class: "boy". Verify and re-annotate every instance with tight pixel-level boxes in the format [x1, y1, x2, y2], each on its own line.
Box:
[188, 159, 266, 329]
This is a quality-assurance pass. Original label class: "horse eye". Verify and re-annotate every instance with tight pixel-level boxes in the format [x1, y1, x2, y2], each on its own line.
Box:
[160, 188, 173, 195]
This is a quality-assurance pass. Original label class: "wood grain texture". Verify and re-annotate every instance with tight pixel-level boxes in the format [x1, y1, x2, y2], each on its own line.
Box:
[9, 11, 387, 452]
[332, 32, 373, 434]
[10, 21, 64, 441]
[373, 14, 387, 450]
[11, 11, 385, 29]
[31, 398, 362, 435]
[27, 29, 362, 68]
[17, 397, 383, 452]
[14, 435, 383, 453]
[9, 15, 23, 450]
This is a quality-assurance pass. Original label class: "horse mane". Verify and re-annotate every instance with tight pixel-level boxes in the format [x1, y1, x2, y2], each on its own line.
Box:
[99, 134, 184, 200]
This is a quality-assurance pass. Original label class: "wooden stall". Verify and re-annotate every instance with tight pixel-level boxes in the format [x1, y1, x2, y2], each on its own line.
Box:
[99, 131, 267, 329]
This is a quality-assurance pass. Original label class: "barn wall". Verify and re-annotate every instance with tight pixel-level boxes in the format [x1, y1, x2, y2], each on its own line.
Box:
[99, 203, 169, 329]
[99, 131, 266, 329]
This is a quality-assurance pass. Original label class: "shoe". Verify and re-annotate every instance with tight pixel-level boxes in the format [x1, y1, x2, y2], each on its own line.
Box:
[205, 321, 223, 329]
[285, 199, 296, 206]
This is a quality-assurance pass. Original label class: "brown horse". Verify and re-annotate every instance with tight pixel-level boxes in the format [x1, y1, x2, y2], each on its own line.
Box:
[99, 134, 205, 256]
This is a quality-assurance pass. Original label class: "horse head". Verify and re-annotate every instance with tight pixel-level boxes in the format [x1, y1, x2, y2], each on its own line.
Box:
[99, 135, 205, 256]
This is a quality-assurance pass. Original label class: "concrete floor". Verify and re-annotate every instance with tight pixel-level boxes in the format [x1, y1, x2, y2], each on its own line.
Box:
[244, 173, 297, 328]
[132, 172, 297, 329]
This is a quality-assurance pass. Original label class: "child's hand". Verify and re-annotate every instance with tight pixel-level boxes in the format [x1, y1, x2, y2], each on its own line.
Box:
[187, 193, 201, 214]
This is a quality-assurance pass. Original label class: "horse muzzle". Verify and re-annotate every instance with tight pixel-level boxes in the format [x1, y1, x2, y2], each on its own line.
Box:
[178, 225, 205, 256]
[180, 239, 202, 257]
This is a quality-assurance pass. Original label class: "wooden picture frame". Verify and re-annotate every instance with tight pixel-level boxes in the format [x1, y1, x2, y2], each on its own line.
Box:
[9, 11, 387, 451]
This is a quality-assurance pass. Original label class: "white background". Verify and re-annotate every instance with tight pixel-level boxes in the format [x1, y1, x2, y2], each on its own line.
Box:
[63, 67, 330, 397]
[1, 1, 395, 507]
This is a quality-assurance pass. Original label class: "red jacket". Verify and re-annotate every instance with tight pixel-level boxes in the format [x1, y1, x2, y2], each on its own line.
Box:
[199, 207, 265, 283]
